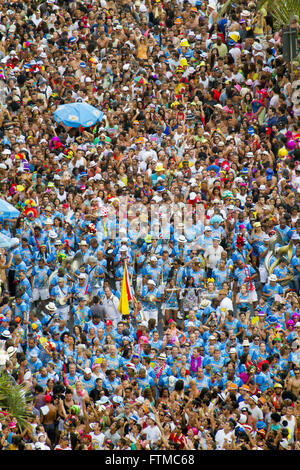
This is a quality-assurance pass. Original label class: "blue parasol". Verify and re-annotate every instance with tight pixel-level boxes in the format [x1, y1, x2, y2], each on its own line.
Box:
[0, 233, 19, 249]
[53, 102, 104, 128]
[0, 199, 20, 219]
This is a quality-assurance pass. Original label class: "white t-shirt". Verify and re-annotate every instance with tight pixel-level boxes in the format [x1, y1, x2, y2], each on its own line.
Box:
[215, 429, 235, 450]
[281, 415, 296, 442]
[204, 245, 224, 269]
[89, 431, 105, 450]
[143, 425, 162, 444]
[220, 296, 234, 312]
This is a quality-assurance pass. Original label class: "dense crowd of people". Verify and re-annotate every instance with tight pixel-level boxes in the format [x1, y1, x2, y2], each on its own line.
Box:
[0, 0, 299, 452]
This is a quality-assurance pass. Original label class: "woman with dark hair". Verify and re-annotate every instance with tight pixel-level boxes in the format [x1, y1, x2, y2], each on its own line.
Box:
[181, 276, 200, 319]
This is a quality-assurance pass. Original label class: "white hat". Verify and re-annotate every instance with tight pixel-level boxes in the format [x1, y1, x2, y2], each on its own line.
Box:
[79, 240, 88, 246]
[7, 346, 17, 356]
[147, 279, 156, 285]
[242, 339, 250, 346]
[189, 192, 197, 201]
[269, 274, 277, 282]
[24, 371, 32, 381]
[45, 302, 57, 311]
[84, 367, 92, 375]
[97, 396, 109, 405]
[158, 353, 167, 361]
[49, 230, 58, 238]
[150, 255, 157, 262]
[253, 43, 263, 51]
[79, 273, 87, 279]
[135, 396, 145, 404]
[178, 235, 186, 243]
[2, 330, 11, 339]
[204, 226, 212, 231]
[229, 348, 237, 354]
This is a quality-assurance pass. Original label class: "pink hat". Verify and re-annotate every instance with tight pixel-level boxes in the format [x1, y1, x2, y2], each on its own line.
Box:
[222, 105, 233, 114]
[8, 422, 17, 429]
[139, 335, 149, 343]
[286, 140, 295, 150]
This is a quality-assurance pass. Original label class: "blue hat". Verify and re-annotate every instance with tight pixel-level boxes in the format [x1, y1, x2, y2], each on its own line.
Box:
[211, 215, 223, 225]
[228, 39, 235, 46]
[235, 426, 245, 435]
[256, 421, 267, 430]
[267, 315, 278, 324]
[207, 164, 220, 173]
[248, 126, 255, 135]
[112, 396, 123, 404]
[241, 167, 248, 174]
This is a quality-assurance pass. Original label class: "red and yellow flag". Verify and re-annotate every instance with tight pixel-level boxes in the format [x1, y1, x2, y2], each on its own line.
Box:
[118, 264, 133, 316]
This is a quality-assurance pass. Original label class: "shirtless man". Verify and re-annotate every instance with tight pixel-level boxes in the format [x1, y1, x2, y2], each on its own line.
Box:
[40, 395, 58, 446]
[286, 366, 300, 398]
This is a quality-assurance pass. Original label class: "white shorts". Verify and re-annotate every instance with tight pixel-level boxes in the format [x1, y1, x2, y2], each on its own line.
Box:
[143, 309, 158, 325]
[259, 266, 268, 284]
[32, 288, 49, 301]
[57, 306, 70, 322]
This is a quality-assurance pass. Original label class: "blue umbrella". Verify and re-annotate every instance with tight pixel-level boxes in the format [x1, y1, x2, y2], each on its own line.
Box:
[53, 102, 104, 128]
[0, 233, 19, 249]
[0, 199, 20, 219]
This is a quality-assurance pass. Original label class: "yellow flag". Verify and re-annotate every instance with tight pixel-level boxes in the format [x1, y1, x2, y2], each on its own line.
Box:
[118, 264, 132, 316]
